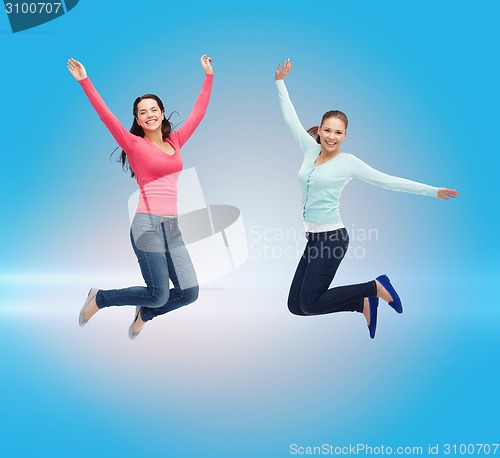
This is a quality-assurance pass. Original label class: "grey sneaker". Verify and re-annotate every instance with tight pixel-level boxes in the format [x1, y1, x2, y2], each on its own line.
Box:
[128, 306, 142, 340]
[79, 288, 99, 327]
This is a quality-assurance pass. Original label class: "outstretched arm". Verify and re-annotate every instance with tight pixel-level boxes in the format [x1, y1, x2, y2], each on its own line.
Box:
[275, 59, 318, 153]
[173, 54, 214, 148]
[350, 155, 459, 199]
[67, 58, 135, 151]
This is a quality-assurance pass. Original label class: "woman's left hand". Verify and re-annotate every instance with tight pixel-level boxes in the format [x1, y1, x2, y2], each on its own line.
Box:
[200, 54, 214, 75]
[67, 58, 87, 81]
[437, 188, 459, 200]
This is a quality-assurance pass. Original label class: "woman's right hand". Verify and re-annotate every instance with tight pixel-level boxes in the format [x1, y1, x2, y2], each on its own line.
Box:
[67, 58, 87, 81]
[275, 59, 292, 80]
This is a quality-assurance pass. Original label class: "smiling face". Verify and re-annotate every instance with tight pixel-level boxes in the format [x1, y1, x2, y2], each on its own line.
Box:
[317, 117, 347, 155]
[136, 98, 165, 133]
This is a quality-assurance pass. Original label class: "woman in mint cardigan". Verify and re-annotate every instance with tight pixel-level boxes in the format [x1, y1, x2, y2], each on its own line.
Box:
[275, 59, 458, 338]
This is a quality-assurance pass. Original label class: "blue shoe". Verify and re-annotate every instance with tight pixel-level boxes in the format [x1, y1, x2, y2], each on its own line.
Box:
[79, 288, 99, 327]
[367, 296, 379, 339]
[376, 275, 403, 314]
[128, 306, 142, 340]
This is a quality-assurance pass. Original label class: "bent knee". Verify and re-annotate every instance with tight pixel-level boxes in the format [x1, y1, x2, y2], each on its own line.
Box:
[299, 300, 318, 316]
[147, 288, 170, 308]
[288, 298, 307, 316]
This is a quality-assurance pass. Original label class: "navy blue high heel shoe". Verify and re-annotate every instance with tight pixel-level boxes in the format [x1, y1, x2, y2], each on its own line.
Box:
[367, 296, 379, 339]
[376, 275, 403, 314]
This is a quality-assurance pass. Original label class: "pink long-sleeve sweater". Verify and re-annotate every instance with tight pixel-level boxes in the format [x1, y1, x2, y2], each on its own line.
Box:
[79, 73, 213, 215]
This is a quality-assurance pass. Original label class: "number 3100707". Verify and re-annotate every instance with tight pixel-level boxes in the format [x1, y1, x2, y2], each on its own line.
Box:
[5, 3, 62, 14]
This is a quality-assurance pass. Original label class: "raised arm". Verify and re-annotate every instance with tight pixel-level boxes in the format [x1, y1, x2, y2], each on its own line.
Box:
[173, 55, 214, 148]
[350, 155, 459, 199]
[275, 59, 318, 153]
[67, 58, 135, 151]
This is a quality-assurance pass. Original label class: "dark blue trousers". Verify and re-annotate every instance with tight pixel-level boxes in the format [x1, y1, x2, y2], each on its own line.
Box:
[288, 228, 376, 316]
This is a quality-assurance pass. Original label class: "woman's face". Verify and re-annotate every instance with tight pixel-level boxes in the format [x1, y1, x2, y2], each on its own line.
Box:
[317, 117, 347, 154]
[136, 98, 164, 133]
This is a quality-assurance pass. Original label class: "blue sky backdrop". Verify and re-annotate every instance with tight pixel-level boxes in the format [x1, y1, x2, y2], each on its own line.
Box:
[1, 1, 498, 457]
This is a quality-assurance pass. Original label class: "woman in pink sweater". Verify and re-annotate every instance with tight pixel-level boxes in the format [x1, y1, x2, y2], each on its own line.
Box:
[68, 55, 214, 339]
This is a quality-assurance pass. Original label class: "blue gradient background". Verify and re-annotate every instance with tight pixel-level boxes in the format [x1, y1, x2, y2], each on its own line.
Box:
[1, 1, 498, 457]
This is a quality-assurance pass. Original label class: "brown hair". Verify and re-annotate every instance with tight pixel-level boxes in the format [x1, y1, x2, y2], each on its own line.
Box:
[118, 94, 176, 178]
[307, 110, 348, 143]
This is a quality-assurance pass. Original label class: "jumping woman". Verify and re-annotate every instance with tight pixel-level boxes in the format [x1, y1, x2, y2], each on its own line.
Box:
[69, 55, 214, 339]
[275, 59, 458, 338]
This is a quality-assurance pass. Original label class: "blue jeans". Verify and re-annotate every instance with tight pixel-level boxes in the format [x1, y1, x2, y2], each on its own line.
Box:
[287, 228, 376, 316]
[95, 213, 199, 322]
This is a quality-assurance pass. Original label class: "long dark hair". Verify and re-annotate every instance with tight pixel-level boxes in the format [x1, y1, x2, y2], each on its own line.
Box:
[112, 94, 176, 178]
[307, 110, 349, 143]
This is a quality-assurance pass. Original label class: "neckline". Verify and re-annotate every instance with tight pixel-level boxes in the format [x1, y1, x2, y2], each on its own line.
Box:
[144, 137, 177, 157]
[314, 151, 342, 168]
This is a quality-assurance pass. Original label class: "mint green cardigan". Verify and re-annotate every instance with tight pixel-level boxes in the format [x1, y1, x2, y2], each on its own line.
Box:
[276, 79, 438, 225]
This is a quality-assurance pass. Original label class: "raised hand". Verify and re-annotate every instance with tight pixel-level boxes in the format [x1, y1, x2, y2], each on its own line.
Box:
[275, 59, 292, 80]
[437, 188, 459, 200]
[67, 58, 87, 81]
[200, 54, 214, 75]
